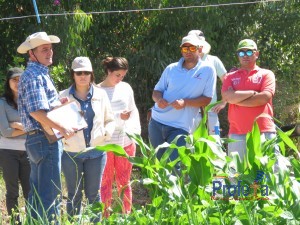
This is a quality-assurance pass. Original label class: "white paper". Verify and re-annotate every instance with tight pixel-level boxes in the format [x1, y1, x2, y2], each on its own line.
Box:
[47, 101, 87, 139]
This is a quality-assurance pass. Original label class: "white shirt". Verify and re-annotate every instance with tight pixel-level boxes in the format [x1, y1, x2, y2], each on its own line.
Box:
[99, 82, 141, 147]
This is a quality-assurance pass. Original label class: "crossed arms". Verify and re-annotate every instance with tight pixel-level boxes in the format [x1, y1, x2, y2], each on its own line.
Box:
[222, 88, 272, 107]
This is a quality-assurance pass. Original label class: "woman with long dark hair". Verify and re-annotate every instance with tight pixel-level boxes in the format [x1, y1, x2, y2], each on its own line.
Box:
[0, 67, 30, 222]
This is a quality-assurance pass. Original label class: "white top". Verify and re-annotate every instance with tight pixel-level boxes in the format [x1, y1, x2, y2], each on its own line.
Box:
[201, 54, 227, 103]
[99, 82, 141, 147]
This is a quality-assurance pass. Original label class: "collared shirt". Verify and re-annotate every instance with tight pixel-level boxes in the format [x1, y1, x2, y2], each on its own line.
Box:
[18, 61, 61, 132]
[68, 85, 104, 159]
[152, 57, 216, 133]
[222, 66, 276, 134]
[69, 85, 95, 147]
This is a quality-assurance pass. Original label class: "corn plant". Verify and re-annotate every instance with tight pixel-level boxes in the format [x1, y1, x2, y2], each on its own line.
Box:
[11, 103, 298, 224]
[97, 103, 300, 225]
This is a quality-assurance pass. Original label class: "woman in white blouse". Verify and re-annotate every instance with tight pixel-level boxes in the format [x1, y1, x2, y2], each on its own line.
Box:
[98, 57, 141, 217]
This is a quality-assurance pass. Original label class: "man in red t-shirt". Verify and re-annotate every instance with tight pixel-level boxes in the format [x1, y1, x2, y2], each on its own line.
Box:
[221, 39, 276, 160]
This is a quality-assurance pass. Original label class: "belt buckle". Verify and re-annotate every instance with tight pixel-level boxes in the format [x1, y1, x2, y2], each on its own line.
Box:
[28, 130, 38, 135]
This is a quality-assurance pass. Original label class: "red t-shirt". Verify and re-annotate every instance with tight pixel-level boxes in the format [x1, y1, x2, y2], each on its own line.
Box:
[222, 66, 276, 134]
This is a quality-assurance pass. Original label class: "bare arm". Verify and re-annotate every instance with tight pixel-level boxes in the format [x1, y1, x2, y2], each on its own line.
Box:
[170, 96, 212, 110]
[222, 89, 256, 104]
[235, 91, 272, 107]
[30, 110, 75, 139]
[9, 122, 26, 137]
[10, 129, 26, 137]
[0, 101, 26, 137]
[152, 90, 169, 109]
[211, 101, 227, 113]
[153, 89, 211, 110]
[182, 96, 212, 108]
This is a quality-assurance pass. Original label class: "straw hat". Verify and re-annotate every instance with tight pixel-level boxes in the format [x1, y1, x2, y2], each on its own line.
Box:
[17, 32, 60, 54]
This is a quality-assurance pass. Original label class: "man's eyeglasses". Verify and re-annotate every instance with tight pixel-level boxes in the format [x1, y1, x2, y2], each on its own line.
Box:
[75, 71, 92, 76]
[237, 49, 255, 57]
[181, 46, 198, 53]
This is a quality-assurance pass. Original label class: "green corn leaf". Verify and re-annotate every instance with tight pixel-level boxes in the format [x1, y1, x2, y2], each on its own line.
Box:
[291, 159, 300, 182]
[276, 128, 298, 151]
[94, 144, 127, 157]
[127, 133, 151, 157]
[246, 122, 261, 167]
[189, 155, 212, 186]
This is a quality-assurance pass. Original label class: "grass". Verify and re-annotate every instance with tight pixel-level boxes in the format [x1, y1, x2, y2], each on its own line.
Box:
[0, 169, 7, 222]
[0, 164, 150, 224]
[2, 117, 298, 224]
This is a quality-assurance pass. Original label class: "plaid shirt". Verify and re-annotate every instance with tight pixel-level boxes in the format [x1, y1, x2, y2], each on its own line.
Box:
[18, 61, 61, 132]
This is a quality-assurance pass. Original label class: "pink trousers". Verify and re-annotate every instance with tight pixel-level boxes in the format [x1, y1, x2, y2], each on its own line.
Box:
[100, 143, 136, 217]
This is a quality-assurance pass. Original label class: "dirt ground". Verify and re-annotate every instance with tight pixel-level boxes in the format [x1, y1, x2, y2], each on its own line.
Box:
[131, 166, 150, 207]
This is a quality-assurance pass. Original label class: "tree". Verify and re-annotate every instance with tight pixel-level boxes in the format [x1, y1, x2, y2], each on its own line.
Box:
[0, 0, 299, 138]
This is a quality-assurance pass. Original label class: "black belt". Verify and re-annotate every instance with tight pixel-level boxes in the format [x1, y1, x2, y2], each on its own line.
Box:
[27, 130, 42, 135]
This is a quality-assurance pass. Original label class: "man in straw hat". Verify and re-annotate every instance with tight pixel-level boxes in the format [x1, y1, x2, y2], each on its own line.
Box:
[188, 30, 227, 135]
[17, 31, 76, 223]
[221, 39, 276, 161]
[148, 34, 216, 169]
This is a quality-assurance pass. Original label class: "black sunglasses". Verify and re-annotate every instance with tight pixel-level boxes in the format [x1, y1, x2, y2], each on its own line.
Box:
[75, 71, 92, 76]
[237, 49, 255, 57]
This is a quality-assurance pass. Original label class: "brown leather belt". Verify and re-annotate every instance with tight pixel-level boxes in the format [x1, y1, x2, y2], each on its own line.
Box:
[27, 130, 42, 135]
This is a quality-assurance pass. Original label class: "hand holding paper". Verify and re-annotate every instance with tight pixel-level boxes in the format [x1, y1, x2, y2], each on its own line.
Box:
[41, 101, 87, 143]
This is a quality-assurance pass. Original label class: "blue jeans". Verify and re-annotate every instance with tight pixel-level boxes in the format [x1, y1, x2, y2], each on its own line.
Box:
[62, 151, 107, 222]
[148, 119, 188, 161]
[25, 131, 63, 223]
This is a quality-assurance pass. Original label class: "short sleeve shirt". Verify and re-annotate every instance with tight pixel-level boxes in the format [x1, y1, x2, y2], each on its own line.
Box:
[152, 57, 216, 133]
[222, 66, 276, 134]
[202, 54, 227, 103]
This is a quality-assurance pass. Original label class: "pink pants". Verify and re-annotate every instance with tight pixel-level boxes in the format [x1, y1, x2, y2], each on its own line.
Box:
[101, 143, 136, 217]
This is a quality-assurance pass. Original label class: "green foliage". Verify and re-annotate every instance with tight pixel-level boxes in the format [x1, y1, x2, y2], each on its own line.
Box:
[95, 143, 127, 157]
[0, 1, 300, 223]
[51, 63, 70, 91]
[1, 1, 299, 131]
[97, 110, 300, 224]
[119, 118, 300, 224]
[0, 111, 299, 223]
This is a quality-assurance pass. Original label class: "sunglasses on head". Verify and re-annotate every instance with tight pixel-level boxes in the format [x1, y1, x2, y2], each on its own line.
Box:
[181, 46, 198, 53]
[237, 49, 255, 57]
[75, 71, 91, 76]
